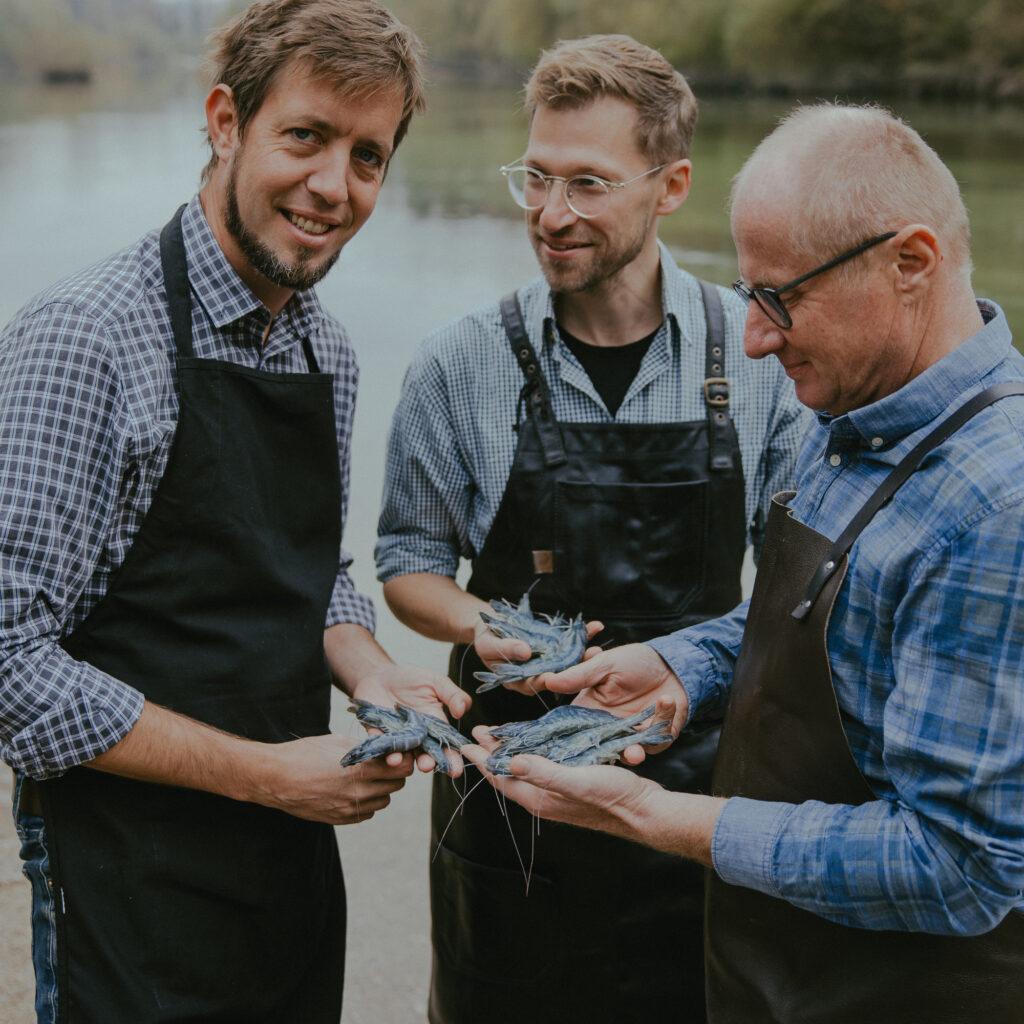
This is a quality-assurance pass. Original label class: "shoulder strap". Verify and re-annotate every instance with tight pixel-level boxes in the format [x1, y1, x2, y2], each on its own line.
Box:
[159, 205, 194, 359]
[792, 381, 1024, 619]
[698, 280, 733, 472]
[499, 292, 566, 469]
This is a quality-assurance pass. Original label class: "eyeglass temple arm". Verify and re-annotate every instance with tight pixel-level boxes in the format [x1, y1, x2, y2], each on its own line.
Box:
[770, 231, 898, 295]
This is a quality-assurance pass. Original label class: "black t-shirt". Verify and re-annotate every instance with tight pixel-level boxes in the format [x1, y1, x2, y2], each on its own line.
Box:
[557, 322, 661, 416]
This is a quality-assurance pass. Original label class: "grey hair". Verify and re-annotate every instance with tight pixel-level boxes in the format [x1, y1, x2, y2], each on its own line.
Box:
[730, 103, 972, 280]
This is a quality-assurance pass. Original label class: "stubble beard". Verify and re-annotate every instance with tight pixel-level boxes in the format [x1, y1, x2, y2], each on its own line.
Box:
[224, 161, 341, 293]
[536, 213, 651, 296]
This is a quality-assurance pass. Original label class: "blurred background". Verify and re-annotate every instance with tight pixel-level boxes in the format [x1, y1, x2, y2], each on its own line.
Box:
[1, 2, 1023, 1022]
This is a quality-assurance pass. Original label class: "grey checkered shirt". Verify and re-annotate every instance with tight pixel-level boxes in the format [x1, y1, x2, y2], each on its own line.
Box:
[376, 241, 810, 582]
[0, 195, 374, 780]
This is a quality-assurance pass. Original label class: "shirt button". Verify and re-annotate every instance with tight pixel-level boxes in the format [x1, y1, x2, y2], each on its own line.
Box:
[870, 436, 884, 448]
[829, 453, 842, 467]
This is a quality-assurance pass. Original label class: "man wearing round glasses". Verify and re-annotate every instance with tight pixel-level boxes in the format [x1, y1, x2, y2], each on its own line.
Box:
[467, 104, 1024, 1023]
[377, 34, 807, 1024]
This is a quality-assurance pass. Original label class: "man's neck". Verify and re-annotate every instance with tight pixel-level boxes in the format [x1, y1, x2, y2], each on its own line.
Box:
[198, 183, 294, 317]
[554, 242, 664, 347]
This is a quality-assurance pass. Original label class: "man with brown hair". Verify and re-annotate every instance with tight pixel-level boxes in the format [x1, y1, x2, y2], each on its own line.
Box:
[377, 34, 807, 1024]
[0, 2, 463, 1021]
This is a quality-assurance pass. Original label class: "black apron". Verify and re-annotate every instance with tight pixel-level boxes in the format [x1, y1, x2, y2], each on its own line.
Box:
[33, 207, 347, 1023]
[707, 382, 1024, 1023]
[429, 285, 747, 1024]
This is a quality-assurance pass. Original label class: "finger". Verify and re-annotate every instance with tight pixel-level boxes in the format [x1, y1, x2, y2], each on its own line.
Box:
[620, 742, 647, 766]
[537, 654, 606, 694]
[470, 726, 501, 752]
[482, 638, 533, 666]
[581, 645, 603, 662]
[429, 674, 474, 718]
[584, 620, 605, 640]
[416, 751, 436, 773]
[461, 742, 493, 773]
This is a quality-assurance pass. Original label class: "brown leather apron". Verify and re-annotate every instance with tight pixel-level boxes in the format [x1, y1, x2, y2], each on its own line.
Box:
[706, 382, 1024, 1023]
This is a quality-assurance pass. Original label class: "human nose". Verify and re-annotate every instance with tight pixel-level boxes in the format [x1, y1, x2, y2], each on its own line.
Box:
[536, 178, 578, 233]
[306, 147, 350, 206]
[743, 300, 786, 360]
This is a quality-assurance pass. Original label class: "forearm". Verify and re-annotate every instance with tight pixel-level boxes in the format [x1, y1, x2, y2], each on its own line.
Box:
[87, 700, 270, 803]
[383, 572, 487, 646]
[620, 786, 727, 867]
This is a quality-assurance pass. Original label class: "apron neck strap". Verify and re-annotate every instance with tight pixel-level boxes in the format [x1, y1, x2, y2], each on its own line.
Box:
[159, 205, 194, 360]
[792, 380, 1024, 619]
[499, 292, 566, 469]
[698, 280, 734, 473]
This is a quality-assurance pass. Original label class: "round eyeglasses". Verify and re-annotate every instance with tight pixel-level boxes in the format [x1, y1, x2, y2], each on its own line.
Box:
[499, 162, 667, 220]
[732, 232, 897, 329]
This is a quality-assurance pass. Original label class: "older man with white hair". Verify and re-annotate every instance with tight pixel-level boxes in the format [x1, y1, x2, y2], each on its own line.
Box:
[469, 103, 1024, 1023]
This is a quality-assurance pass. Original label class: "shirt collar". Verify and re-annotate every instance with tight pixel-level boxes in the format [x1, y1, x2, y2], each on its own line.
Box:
[824, 300, 1011, 453]
[180, 195, 325, 339]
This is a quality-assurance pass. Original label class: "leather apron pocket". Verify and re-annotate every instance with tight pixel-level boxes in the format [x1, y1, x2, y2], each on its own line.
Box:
[554, 479, 707, 619]
[430, 844, 558, 984]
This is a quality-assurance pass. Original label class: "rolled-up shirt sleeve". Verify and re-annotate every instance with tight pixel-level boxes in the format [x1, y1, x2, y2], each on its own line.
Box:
[1, 305, 144, 779]
[375, 346, 473, 583]
[712, 504, 1024, 935]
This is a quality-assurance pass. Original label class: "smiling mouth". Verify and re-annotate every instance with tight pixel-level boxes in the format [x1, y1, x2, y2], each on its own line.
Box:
[283, 210, 335, 236]
[541, 239, 589, 252]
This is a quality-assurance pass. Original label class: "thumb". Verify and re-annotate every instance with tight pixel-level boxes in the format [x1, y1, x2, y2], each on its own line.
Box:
[538, 653, 606, 694]
[434, 675, 472, 718]
[508, 753, 559, 785]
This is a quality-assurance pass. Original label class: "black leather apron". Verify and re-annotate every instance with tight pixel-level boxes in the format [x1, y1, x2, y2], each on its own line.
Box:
[34, 207, 347, 1023]
[707, 382, 1024, 1024]
[429, 285, 747, 1024]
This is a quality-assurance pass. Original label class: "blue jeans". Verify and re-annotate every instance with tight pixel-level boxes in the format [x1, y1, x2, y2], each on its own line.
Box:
[12, 774, 59, 1024]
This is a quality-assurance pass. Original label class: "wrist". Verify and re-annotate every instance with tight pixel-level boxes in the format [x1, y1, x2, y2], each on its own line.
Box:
[231, 739, 281, 807]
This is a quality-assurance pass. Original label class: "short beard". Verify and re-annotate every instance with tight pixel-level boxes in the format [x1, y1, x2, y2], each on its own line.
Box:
[224, 163, 339, 293]
[537, 212, 651, 296]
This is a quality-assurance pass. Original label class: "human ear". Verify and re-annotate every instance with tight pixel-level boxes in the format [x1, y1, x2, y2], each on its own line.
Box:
[205, 84, 240, 163]
[893, 224, 940, 300]
[656, 159, 692, 216]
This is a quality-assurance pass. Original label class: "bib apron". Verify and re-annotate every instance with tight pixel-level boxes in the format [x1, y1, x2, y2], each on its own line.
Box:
[34, 207, 347, 1023]
[429, 285, 746, 1023]
[706, 383, 1024, 1023]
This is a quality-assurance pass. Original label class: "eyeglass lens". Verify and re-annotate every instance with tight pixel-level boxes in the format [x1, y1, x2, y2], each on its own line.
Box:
[506, 168, 610, 218]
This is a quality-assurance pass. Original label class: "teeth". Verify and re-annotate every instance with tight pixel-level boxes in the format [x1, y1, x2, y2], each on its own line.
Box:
[287, 212, 331, 235]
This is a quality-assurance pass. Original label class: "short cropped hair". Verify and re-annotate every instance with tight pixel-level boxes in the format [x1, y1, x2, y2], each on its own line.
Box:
[524, 35, 698, 163]
[731, 103, 972, 277]
[201, 0, 426, 181]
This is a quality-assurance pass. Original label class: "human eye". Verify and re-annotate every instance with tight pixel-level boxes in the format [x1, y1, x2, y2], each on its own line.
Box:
[354, 146, 385, 173]
[569, 175, 608, 196]
[289, 127, 321, 145]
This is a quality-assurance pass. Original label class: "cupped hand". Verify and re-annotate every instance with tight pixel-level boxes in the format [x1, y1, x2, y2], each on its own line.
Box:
[352, 664, 470, 776]
[471, 618, 605, 698]
[462, 743, 658, 839]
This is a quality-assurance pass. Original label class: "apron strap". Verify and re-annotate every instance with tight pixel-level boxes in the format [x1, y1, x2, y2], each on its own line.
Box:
[792, 380, 1024, 619]
[499, 292, 567, 469]
[698, 280, 733, 473]
[159, 205, 194, 359]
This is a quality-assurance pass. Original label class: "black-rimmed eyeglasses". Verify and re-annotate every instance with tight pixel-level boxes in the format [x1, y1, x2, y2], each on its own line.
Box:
[732, 231, 897, 329]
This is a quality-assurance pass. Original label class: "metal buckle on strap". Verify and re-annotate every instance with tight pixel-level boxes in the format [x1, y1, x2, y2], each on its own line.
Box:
[704, 377, 730, 407]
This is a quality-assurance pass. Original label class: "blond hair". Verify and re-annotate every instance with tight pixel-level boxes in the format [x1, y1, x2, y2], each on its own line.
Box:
[731, 103, 972, 277]
[202, 0, 426, 182]
[524, 35, 698, 162]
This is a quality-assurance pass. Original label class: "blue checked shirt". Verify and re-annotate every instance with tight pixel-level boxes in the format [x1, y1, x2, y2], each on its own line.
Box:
[0, 195, 374, 780]
[651, 301, 1024, 936]
[375, 242, 809, 581]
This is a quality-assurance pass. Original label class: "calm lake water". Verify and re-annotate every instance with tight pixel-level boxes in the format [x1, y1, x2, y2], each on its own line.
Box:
[0, 79, 1022, 1024]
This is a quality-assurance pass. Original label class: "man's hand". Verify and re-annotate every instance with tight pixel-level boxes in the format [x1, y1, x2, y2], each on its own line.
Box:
[251, 732, 414, 825]
[536, 643, 690, 749]
[351, 663, 470, 775]
[463, 742, 657, 839]
[472, 617, 605, 698]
